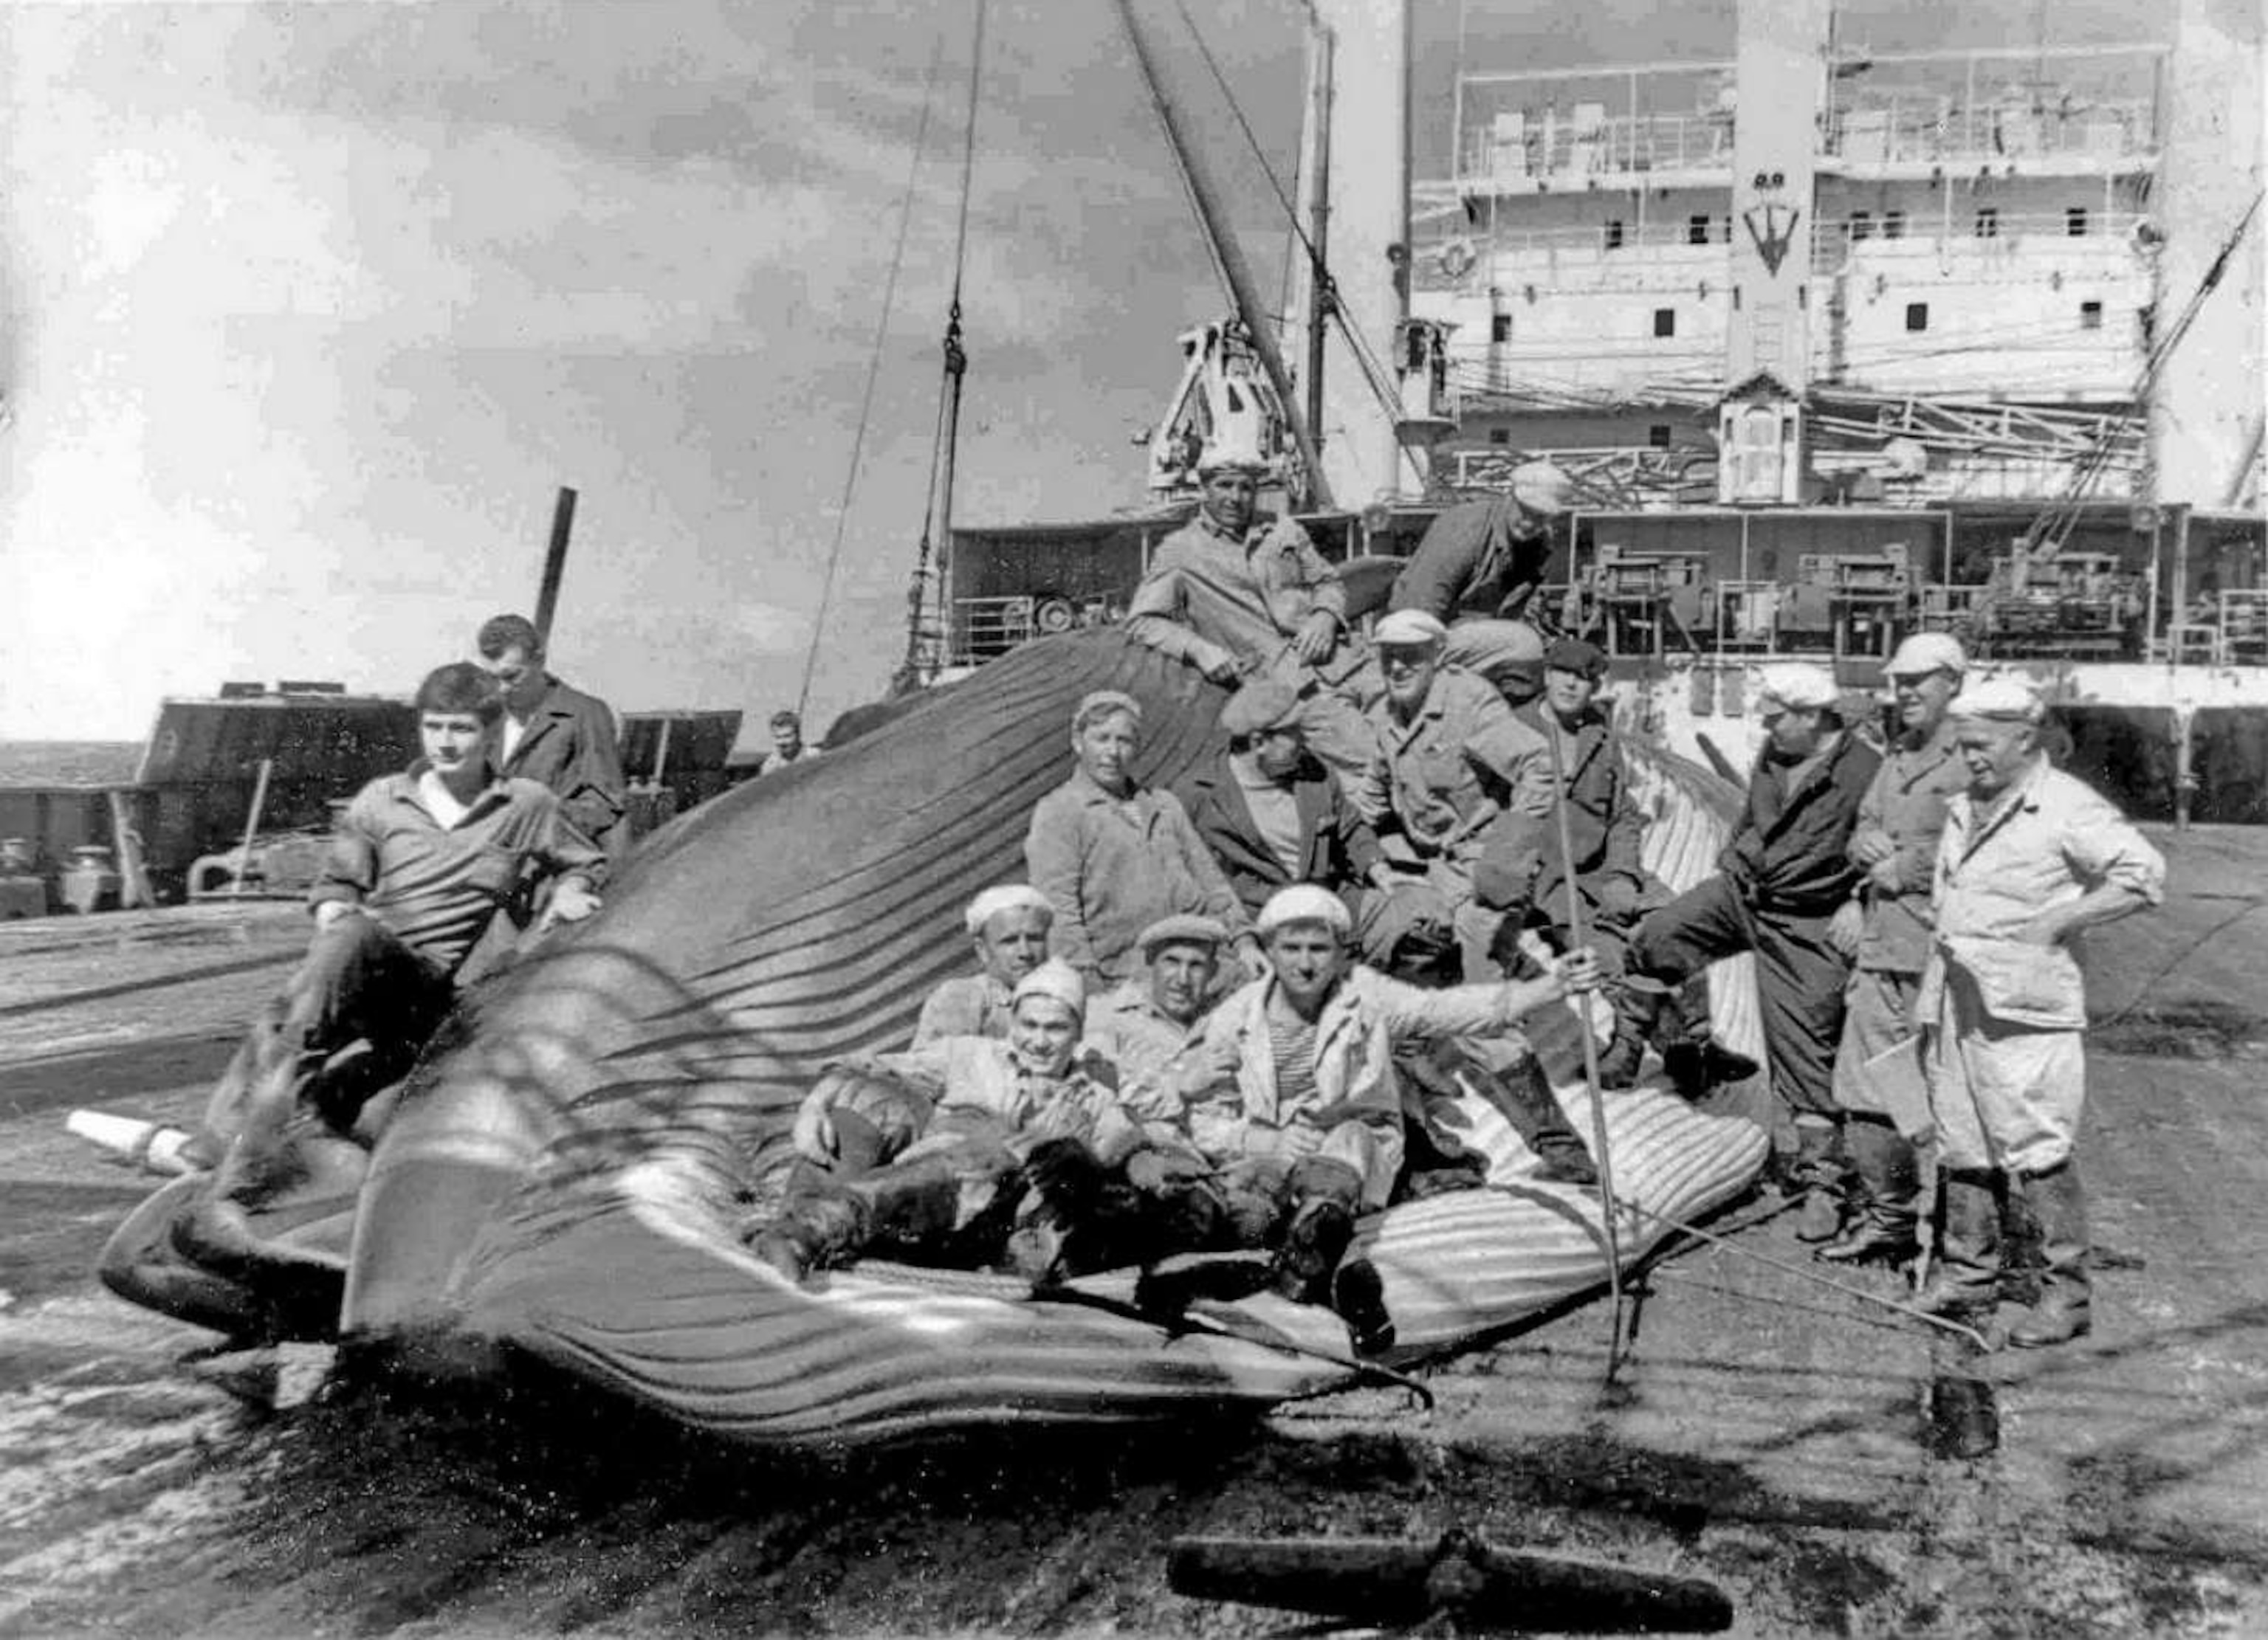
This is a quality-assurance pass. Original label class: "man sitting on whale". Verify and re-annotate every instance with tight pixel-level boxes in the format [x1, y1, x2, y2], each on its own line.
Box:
[910, 884, 1056, 1047]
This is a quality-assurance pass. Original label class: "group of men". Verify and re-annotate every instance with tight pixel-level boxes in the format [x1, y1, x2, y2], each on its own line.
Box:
[161, 445, 2166, 1362]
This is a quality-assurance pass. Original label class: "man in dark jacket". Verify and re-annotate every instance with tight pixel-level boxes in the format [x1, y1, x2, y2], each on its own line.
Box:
[475, 613, 628, 858]
[1386, 461, 1573, 675]
[1621, 662, 1881, 1237]
[1178, 678, 1452, 976]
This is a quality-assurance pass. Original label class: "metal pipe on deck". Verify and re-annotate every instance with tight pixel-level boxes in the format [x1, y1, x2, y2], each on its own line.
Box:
[534, 486, 578, 649]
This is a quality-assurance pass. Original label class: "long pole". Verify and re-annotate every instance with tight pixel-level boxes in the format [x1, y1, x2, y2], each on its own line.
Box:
[533, 486, 577, 648]
[1543, 713, 1626, 1378]
[1305, 21, 1335, 452]
[1114, 0, 1333, 510]
[230, 757, 274, 900]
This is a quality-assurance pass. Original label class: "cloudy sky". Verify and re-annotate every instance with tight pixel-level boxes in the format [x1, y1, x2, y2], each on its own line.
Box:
[0, 0, 2154, 741]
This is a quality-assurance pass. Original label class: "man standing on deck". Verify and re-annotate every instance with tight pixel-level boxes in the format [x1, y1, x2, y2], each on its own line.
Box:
[1123, 444, 1378, 776]
[1915, 677, 2163, 1346]
[1815, 633, 1972, 1267]
[1617, 663, 1880, 1238]
[1359, 609, 1556, 982]
[475, 613, 628, 860]
[911, 885, 1055, 1047]
[756, 709, 821, 774]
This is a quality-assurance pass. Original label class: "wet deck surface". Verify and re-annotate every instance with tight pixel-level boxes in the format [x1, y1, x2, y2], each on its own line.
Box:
[2, 840, 2266, 1637]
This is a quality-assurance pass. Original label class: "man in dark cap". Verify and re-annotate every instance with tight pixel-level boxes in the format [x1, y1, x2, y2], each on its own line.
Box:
[1474, 637, 1659, 1069]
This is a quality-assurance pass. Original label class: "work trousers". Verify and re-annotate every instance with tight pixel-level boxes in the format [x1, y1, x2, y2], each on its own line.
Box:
[1925, 965, 2086, 1175]
[201, 914, 455, 1151]
[1834, 966, 1932, 1138]
[1629, 875, 1849, 1120]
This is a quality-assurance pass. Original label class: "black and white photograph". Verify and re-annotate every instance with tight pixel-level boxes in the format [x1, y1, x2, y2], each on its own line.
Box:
[1, 0, 2262, 1633]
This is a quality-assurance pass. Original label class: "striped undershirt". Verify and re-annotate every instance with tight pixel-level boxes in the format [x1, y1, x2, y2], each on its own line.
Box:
[1266, 1009, 1321, 1109]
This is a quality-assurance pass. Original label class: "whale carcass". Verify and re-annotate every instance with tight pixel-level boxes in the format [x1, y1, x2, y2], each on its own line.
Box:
[100, 630, 1768, 1445]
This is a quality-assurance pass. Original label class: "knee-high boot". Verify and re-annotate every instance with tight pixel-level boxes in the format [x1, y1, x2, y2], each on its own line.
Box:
[2006, 1161, 2092, 1348]
[1790, 1115, 1849, 1243]
[1816, 1114, 1919, 1265]
[1914, 1167, 2004, 1316]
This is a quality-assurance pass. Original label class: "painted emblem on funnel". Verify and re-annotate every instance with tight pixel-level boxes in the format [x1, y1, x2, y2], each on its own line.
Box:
[1743, 202, 1801, 276]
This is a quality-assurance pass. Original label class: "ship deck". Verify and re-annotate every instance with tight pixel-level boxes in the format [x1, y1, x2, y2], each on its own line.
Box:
[3, 838, 2267, 1636]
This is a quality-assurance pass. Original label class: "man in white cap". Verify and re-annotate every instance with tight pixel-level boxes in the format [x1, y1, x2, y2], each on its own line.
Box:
[1814, 633, 1972, 1267]
[753, 960, 1197, 1284]
[1914, 676, 2162, 1346]
[1619, 661, 1881, 1240]
[1389, 460, 1573, 642]
[1163, 883, 1600, 1352]
[1025, 690, 1257, 986]
[1360, 607, 1556, 982]
[911, 884, 1056, 1047]
[1124, 444, 1378, 776]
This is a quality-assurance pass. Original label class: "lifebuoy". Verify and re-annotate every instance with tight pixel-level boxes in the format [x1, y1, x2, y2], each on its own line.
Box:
[1437, 238, 1478, 280]
[1032, 596, 1078, 635]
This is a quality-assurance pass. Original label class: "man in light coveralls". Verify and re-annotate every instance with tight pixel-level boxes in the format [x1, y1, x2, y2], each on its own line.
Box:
[1915, 675, 2163, 1347]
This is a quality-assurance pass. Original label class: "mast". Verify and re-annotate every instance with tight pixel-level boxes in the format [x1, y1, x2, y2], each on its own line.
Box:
[1304, 19, 1335, 449]
[1114, 0, 1333, 509]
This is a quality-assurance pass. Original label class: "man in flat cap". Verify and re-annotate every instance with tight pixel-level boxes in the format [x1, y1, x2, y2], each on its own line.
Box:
[1359, 608, 1556, 982]
[1389, 461, 1573, 655]
[1025, 690, 1258, 986]
[1619, 662, 1881, 1239]
[1124, 444, 1378, 776]
[1915, 677, 2162, 1347]
[1084, 914, 1228, 1095]
[1157, 884, 1601, 1351]
[755, 960, 1201, 1285]
[911, 884, 1056, 1047]
[1178, 677, 1443, 970]
[1815, 633, 1972, 1267]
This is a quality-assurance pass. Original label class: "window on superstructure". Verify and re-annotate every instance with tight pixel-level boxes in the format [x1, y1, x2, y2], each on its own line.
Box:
[1975, 207, 2000, 238]
[1648, 424, 1673, 448]
[1490, 427, 1512, 445]
[1883, 210, 1907, 240]
[2066, 207, 2089, 237]
[1688, 213, 1711, 245]
[2080, 300, 2104, 330]
[1905, 302, 1929, 331]
[1653, 308, 1677, 337]
[1491, 313, 1513, 343]
[1849, 211, 1873, 243]
[1604, 218, 1626, 250]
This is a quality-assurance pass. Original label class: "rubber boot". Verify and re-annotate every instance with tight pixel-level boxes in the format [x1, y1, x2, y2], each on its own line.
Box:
[1497, 1053, 1597, 1186]
[1817, 1114, 1920, 1266]
[1790, 1116, 1848, 1244]
[1914, 1168, 2004, 1317]
[2006, 1162, 2092, 1348]
[1594, 982, 1663, 1090]
[1274, 1159, 1363, 1302]
[1657, 976, 1761, 1098]
[1997, 1175, 2045, 1308]
[747, 1186, 869, 1285]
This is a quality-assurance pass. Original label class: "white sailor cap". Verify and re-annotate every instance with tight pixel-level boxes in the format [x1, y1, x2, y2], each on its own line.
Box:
[1948, 675, 2047, 723]
[1756, 662, 1841, 713]
[1011, 959, 1087, 1020]
[1255, 884, 1354, 937]
[965, 883, 1053, 936]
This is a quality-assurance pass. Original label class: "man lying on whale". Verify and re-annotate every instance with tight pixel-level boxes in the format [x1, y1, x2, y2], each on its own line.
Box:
[750, 959, 1208, 1286]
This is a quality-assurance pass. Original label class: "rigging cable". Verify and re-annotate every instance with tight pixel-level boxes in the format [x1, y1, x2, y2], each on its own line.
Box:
[1169, 0, 1417, 470]
[795, 29, 951, 718]
[901, 0, 993, 680]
